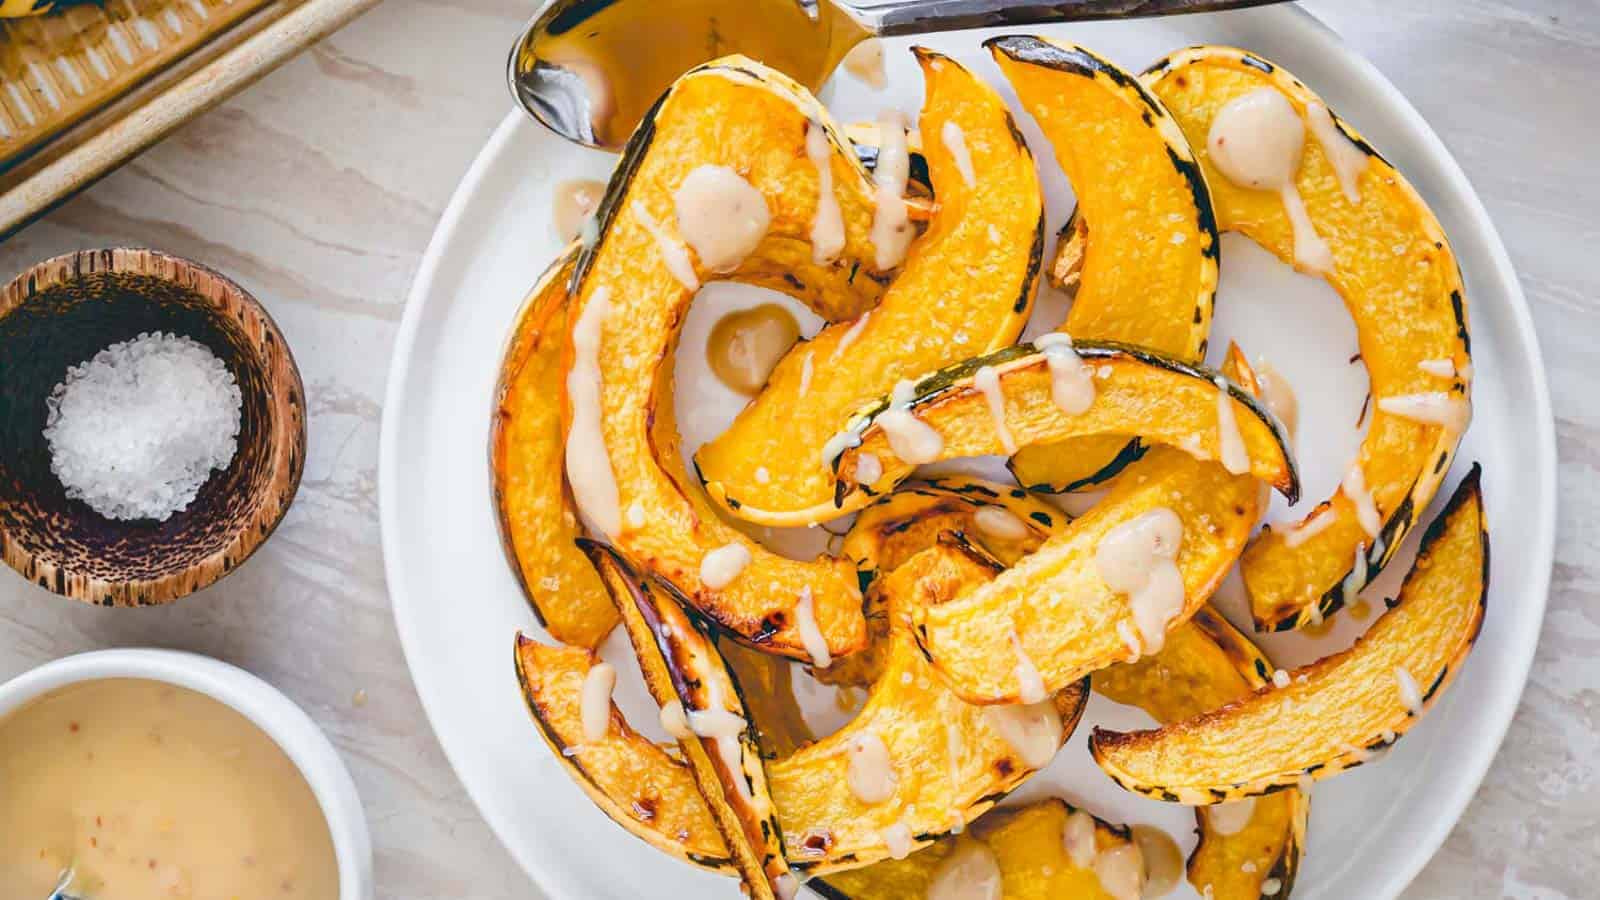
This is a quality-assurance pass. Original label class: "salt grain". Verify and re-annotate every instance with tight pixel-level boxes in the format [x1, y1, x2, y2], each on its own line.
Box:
[44, 332, 242, 521]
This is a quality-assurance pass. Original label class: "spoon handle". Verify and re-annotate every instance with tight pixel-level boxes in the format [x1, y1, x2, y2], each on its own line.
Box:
[846, 0, 1293, 37]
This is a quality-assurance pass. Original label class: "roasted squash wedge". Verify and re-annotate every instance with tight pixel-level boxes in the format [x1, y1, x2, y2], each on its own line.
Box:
[1095, 607, 1308, 900]
[1091, 465, 1487, 803]
[1144, 46, 1472, 631]
[490, 246, 616, 649]
[812, 798, 1138, 900]
[583, 541, 795, 898]
[695, 49, 1045, 526]
[910, 348, 1269, 705]
[829, 340, 1298, 508]
[512, 635, 733, 873]
[565, 57, 895, 661]
[987, 37, 1218, 493]
[772, 537, 1089, 875]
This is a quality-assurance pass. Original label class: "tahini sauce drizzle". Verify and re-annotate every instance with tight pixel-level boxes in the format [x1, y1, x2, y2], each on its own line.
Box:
[869, 113, 914, 271]
[1207, 88, 1335, 274]
[845, 731, 897, 804]
[1378, 391, 1471, 433]
[1282, 506, 1336, 548]
[552, 177, 605, 241]
[1095, 508, 1186, 654]
[1008, 629, 1046, 704]
[926, 839, 1003, 900]
[941, 120, 976, 187]
[632, 201, 699, 291]
[981, 700, 1062, 770]
[673, 164, 770, 273]
[841, 37, 887, 90]
[579, 661, 617, 742]
[973, 505, 1030, 542]
[1305, 101, 1370, 204]
[1213, 377, 1250, 475]
[795, 586, 832, 668]
[1341, 462, 1382, 537]
[566, 286, 622, 538]
[699, 542, 752, 590]
[1395, 666, 1423, 715]
[1206, 797, 1257, 836]
[974, 365, 1017, 454]
[1034, 332, 1095, 414]
[806, 121, 846, 263]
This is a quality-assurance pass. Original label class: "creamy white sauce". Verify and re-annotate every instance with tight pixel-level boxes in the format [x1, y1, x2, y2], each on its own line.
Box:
[974, 365, 1017, 454]
[1131, 825, 1183, 899]
[659, 699, 693, 740]
[1342, 541, 1370, 606]
[883, 821, 914, 860]
[1341, 462, 1382, 538]
[1096, 508, 1186, 654]
[689, 707, 747, 739]
[1271, 668, 1292, 689]
[855, 452, 884, 486]
[1395, 666, 1423, 714]
[689, 696, 753, 801]
[820, 430, 862, 469]
[1035, 332, 1095, 415]
[1378, 391, 1471, 433]
[673, 165, 770, 273]
[1213, 377, 1250, 475]
[565, 287, 622, 538]
[700, 542, 752, 590]
[833, 311, 872, 361]
[1116, 620, 1142, 660]
[1261, 877, 1284, 895]
[1008, 630, 1047, 704]
[552, 178, 605, 242]
[795, 586, 832, 669]
[927, 840, 1003, 900]
[981, 700, 1062, 770]
[1207, 88, 1334, 274]
[1305, 101, 1369, 204]
[1207, 797, 1257, 836]
[941, 120, 976, 188]
[632, 200, 700, 291]
[775, 873, 800, 900]
[795, 348, 815, 399]
[870, 113, 914, 271]
[1417, 358, 1457, 378]
[877, 408, 944, 465]
[579, 661, 617, 743]
[806, 122, 846, 264]
[845, 731, 897, 804]
[1092, 842, 1145, 900]
[625, 501, 647, 531]
[1282, 506, 1336, 548]
[973, 506, 1030, 542]
[1062, 809, 1098, 868]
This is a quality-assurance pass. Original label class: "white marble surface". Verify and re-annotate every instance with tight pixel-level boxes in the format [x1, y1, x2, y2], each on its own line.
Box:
[0, 1, 1590, 897]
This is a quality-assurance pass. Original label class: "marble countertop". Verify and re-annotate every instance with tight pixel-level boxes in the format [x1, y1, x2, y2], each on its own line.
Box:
[0, 1, 1591, 897]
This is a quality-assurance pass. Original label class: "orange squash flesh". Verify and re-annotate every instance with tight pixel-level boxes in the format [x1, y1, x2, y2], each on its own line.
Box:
[811, 798, 1135, 899]
[830, 341, 1297, 510]
[987, 37, 1217, 493]
[1091, 465, 1487, 803]
[490, 248, 617, 649]
[771, 538, 1089, 875]
[512, 635, 733, 872]
[696, 49, 1045, 527]
[1144, 46, 1472, 632]
[567, 57, 891, 661]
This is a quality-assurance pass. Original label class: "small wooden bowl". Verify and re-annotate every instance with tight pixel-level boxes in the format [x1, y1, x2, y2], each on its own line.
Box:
[0, 248, 306, 606]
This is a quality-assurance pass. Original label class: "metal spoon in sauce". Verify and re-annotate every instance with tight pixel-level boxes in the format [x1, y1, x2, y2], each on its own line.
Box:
[509, 0, 1291, 151]
[48, 867, 83, 900]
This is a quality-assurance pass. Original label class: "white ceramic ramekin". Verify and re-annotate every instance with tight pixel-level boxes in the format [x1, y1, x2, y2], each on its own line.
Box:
[0, 648, 373, 900]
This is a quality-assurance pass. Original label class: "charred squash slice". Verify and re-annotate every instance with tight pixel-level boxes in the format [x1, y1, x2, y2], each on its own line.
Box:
[565, 57, 896, 661]
[909, 348, 1269, 705]
[1144, 46, 1472, 631]
[695, 49, 1045, 526]
[829, 340, 1298, 508]
[582, 541, 795, 899]
[811, 798, 1138, 900]
[1095, 607, 1308, 900]
[490, 247, 616, 649]
[772, 537, 1089, 875]
[512, 635, 733, 873]
[986, 37, 1218, 493]
[1091, 465, 1487, 802]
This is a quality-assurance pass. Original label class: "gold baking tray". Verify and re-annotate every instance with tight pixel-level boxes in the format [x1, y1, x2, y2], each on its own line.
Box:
[0, 0, 382, 238]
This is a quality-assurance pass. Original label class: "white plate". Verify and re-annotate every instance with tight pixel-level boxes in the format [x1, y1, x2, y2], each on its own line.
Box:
[381, 7, 1555, 899]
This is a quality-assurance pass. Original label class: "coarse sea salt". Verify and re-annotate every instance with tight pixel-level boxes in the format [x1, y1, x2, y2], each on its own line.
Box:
[43, 332, 242, 522]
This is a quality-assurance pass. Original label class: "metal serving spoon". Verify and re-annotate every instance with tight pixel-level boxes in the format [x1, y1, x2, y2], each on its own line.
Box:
[47, 866, 83, 900]
[509, 0, 1291, 150]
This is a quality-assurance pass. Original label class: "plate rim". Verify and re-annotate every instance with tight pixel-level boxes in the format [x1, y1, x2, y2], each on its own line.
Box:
[378, 7, 1557, 898]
